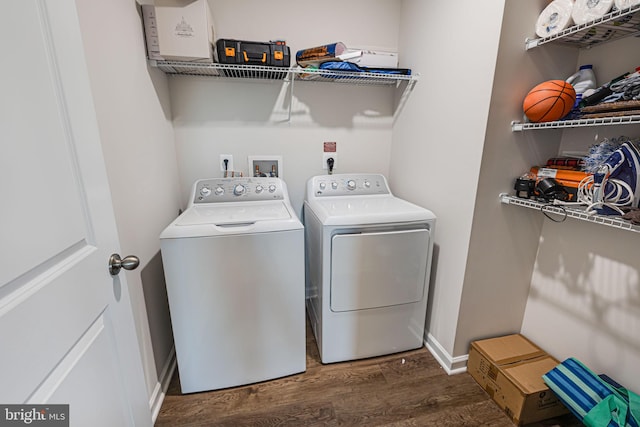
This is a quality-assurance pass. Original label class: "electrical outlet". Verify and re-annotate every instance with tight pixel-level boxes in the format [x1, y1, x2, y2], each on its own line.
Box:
[220, 154, 233, 173]
[323, 152, 337, 170]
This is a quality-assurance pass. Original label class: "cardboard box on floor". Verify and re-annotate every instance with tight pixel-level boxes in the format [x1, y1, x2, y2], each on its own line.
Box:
[467, 334, 569, 426]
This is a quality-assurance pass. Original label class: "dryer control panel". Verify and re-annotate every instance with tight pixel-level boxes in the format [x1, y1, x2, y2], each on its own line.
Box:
[310, 174, 390, 197]
[192, 177, 285, 204]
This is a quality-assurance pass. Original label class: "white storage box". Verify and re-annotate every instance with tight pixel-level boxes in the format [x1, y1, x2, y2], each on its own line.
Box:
[142, 0, 214, 62]
[340, 49, 398, 68]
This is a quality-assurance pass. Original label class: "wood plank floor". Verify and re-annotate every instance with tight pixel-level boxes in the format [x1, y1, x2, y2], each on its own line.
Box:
[156, 319, 580, 426]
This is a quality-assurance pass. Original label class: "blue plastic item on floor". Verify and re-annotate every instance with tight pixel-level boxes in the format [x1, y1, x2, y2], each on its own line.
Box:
[543, 357, 640, 427]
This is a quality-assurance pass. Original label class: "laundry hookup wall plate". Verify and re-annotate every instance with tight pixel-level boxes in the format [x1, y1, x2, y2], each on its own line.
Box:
[248, 155, 283, 178]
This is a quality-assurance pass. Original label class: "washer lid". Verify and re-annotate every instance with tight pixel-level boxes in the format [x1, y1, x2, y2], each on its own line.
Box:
[160, 201, 302, 239]
[177, 201, 291, 226]
[306, 195, 436, 226]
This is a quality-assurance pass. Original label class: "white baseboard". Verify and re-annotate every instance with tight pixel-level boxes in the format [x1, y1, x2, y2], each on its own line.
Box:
[149, 346, 177, 423]
[425, 333, 469, 375]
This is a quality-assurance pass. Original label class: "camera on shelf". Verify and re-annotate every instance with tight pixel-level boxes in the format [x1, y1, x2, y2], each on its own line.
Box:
[535, 177, 569, 202]
[514, 175, 569, 202]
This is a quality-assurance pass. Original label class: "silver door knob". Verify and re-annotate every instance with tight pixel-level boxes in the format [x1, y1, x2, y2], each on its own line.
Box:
[109, 253, 140, 276]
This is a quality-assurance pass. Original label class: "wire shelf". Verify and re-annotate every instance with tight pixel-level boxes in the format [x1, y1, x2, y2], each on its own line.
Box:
[526, 3, 640, 50]
[511, 115, 640, 131]
[291, 67, 415, 86]
[149, 60, 419, 122]
[150, 61, 290, 80]
[149, 60, 418, 87]
[499, 193, 640, 233]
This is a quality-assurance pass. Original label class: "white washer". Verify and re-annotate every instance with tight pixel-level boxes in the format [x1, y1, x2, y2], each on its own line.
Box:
[304, 173, 436, 364]
[160, 177, 305, 393]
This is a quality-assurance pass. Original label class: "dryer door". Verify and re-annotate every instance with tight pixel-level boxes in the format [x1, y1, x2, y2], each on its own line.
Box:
[330, 228, 430, 312]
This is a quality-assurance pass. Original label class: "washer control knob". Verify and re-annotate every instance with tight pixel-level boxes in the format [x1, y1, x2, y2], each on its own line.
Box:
[319, 182, 326, 190]
[268, 184, 277, 193]
[347, 180, 356, 190]
[331, 181, 338, 190]
[233, 184, 246, 196]
[200, 187, 212, 197]
[214, 187, 224, 196]
[255, 185, 264, 194]
[364, 181, 371, 188]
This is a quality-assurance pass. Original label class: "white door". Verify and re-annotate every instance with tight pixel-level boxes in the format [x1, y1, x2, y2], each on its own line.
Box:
[0, 1, 152, 426]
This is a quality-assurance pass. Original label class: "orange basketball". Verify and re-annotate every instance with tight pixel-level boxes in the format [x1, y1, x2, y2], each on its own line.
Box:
[523, 80, 576, 123]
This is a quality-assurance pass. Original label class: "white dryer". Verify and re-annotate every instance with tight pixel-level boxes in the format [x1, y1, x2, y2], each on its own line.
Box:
[304, 173, 436, 364]
[160, 177, 305, 393]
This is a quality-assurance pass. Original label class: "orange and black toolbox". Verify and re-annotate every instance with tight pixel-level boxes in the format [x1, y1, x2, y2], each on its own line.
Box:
[215, 39, 290, 67]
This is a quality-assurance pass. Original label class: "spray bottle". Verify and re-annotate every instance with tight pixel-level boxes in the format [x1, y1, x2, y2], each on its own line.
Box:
[566, 64, 596, 117]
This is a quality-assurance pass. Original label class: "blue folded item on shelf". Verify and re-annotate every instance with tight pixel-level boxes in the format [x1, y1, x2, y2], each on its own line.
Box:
[319, 61, 411, 76]
[543, 357, 640, 427]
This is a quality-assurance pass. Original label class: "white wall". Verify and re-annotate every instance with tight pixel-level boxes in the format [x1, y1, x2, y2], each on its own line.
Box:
[521, 36, 640, 393]
[170, 79, 395, 213]
[454, 1, 579, 356]
[172, 0, 402, 214]
[208, 0, 400, 53]
[75, 0, 180, 415]
[391, 0, 507, 371]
